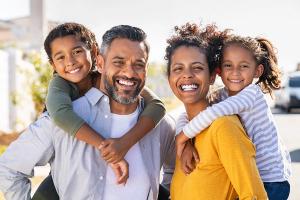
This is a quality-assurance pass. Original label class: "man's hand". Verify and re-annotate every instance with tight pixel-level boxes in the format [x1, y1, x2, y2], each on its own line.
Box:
[180, 140, 200, 175]
[109, 159, 129, 185]
[98, 138, 130, 164]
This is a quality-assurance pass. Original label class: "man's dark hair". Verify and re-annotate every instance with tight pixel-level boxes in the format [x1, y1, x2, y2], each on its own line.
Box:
[100, 25, 149, 58]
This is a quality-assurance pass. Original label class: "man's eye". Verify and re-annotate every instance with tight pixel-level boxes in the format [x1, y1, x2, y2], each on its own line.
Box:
[114, 61, 124, 66]
[241, 65, 249, 68]
[193, 66, 203, 71]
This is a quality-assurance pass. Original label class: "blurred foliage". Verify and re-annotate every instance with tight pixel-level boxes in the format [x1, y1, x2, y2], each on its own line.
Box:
[12, 52, 53, 118]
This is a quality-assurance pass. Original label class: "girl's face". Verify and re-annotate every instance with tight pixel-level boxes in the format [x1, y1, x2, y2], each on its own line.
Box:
[168, 46, 214, 106]
[220, 45, 263, 96]
[50, 35, 93, 83]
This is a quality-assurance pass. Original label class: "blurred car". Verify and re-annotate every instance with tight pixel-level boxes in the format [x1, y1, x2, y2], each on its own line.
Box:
[274, 71, 300, 112]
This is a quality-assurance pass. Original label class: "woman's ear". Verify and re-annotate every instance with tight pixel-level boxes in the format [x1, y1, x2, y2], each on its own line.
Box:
[255, 64, 264, 78]
[95, 54, 105, 74]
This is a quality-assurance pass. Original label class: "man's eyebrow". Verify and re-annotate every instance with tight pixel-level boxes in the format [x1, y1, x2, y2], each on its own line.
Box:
[112, 56, 124, 60]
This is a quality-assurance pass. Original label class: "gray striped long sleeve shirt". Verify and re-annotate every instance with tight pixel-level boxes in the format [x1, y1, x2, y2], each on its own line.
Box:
[177, 84, 291, 182]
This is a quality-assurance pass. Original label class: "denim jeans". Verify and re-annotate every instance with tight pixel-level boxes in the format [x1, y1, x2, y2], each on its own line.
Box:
[264, 181, 290, 200]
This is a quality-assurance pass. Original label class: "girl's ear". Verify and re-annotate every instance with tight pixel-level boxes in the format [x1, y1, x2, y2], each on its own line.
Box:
[96, 54, 105, 74]
[255, 64, 264, 78]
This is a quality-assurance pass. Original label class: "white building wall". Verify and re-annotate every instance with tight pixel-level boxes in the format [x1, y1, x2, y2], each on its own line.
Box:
[0, 49, 35, 132]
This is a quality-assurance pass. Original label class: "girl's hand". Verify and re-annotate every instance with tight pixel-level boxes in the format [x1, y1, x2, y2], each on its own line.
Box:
[109, 159, 129, 185]
[98, 138, 130, 164]
[175, 131, 190, 158]
[180, 141, 200, 175]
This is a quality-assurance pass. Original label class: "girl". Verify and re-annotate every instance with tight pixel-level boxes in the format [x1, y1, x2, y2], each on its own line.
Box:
[176, 33, 291, 200]
[166, 23, 267, 200]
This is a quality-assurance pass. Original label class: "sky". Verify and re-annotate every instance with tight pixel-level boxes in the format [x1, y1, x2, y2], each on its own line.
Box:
[1, 0, 300, 73]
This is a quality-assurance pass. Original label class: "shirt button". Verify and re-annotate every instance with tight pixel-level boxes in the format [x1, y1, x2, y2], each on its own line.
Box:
[104, 97, 108, 102]
[104, 115, 108, 118]
[99, 176, 104, 180]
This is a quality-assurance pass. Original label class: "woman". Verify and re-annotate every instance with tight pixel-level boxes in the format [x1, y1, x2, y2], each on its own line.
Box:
[165, 23, 267, 200]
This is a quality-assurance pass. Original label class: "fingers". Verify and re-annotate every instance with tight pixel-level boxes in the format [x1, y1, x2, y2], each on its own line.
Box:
[117, 161, 129, 185]
[192, 150, 200, 163]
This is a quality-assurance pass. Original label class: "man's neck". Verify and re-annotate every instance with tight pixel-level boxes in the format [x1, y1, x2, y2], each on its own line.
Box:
[109, 98, 138, 115]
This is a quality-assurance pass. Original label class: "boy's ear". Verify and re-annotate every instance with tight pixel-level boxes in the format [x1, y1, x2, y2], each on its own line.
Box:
[96, 54, 105, 73]
[49, 60, 56, 71]
[255, 64, 264, 78]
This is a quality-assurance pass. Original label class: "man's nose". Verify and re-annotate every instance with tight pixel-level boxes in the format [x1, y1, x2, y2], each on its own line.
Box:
[121, 64, 137, 78]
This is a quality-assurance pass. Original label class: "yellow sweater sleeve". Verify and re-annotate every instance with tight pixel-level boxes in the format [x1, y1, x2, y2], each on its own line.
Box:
[211, 116, 268, 200]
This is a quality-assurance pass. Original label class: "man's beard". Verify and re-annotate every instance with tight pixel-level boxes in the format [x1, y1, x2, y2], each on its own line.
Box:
[104, 75, 144, 105]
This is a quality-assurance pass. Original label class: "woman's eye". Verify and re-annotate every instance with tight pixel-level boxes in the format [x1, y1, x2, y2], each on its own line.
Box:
[193, 66, 203, 71]
[114, 61, 123, 66]
[241, 65, 249, 68]
[73, 49, 83, 55]
[223, 64, 231, 68]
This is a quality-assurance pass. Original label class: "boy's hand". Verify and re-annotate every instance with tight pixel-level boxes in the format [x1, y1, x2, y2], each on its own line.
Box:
[180, 141, 200, 175]
[98, 138, 130, 164]
[109, 159, 129, 185]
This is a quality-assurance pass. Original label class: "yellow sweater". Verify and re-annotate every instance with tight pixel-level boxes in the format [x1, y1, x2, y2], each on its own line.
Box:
[171, 116, 267, 200]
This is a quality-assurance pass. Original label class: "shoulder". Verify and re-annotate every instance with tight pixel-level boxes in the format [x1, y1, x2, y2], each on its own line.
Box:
[209, 115, 246, 137]
[48, 74, 75, 93]
[159, 114, 176, 131]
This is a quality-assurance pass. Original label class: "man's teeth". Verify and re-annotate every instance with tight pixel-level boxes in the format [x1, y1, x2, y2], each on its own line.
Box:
[181, 84, 198, 91]
[119, 79, 134, 86]
[68, 68, 80, 74]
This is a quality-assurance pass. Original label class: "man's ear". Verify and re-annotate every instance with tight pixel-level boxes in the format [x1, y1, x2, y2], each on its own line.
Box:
[96, 54, 105, 74]
[255, 64, 264, 78]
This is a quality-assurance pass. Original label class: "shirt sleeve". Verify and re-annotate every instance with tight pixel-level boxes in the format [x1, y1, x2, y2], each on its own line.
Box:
[175, 112, 189, 135]
[46, 75, 85, 136]
[140, 86, 166, 126]
[183, 84, 259, 138]
[212, 117, 267, 199]
[159, 115, 176, 190]
[0, 115, 55, 200]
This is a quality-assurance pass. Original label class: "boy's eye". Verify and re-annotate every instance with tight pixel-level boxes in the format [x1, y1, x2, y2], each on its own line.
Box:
[56, 55, 64, 61]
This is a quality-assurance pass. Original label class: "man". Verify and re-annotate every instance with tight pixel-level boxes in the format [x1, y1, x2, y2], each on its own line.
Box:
[0, 25, 175, 200]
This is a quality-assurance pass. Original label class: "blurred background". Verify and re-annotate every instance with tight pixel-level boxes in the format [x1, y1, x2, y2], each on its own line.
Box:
[0, 0, 300, 199]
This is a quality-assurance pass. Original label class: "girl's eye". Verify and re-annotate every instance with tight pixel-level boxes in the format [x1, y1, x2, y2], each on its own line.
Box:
[223, 63, 231, 68]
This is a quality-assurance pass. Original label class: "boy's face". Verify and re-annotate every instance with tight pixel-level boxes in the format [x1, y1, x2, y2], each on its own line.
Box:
[50, 35, 93, 83]
[98, 38, 148, 105]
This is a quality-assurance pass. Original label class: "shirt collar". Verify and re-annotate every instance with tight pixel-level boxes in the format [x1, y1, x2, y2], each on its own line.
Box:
[84, 87, 106, 106]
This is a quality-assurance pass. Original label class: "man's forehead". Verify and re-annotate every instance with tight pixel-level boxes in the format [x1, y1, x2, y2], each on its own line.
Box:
[106, 38, 148, 59]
